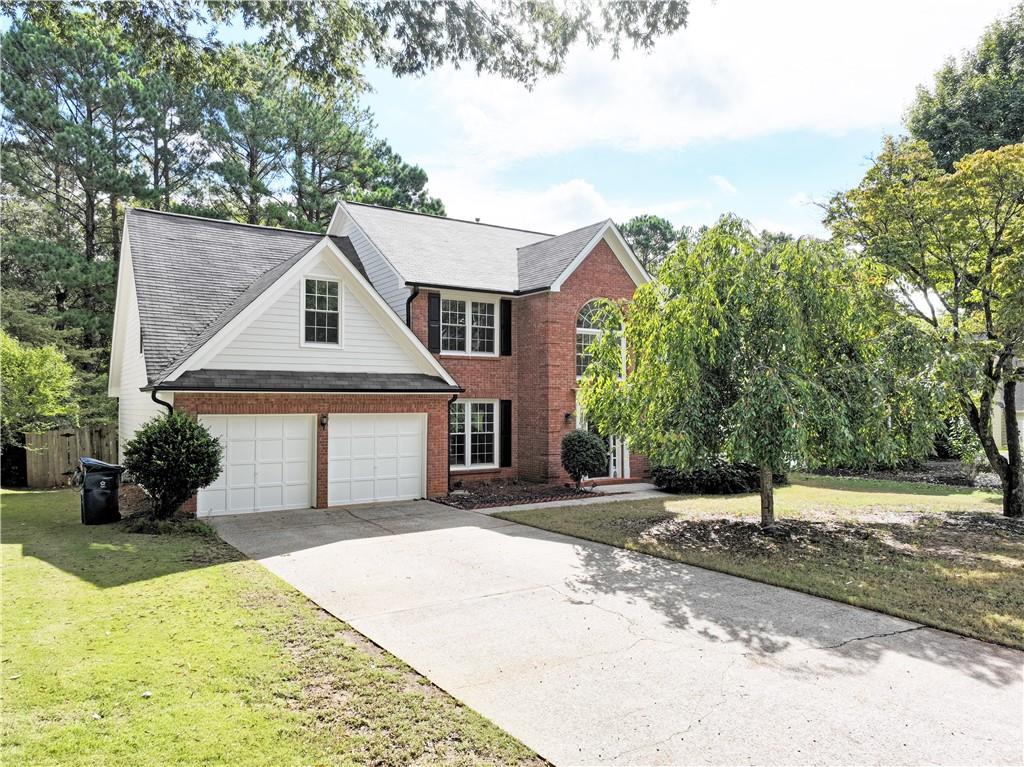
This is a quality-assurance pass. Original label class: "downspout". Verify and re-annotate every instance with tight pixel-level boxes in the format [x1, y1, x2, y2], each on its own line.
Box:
[405, 285, 420, 327]
[446, 393, 458, 492]
[151, 388, 173, 413]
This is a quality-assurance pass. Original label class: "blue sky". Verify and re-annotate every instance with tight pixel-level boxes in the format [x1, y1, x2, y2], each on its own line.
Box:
[358, 0, 1016, 236]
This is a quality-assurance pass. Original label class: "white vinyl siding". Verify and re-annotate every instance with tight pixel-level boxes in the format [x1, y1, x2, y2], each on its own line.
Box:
[117, 258, 168, 459]
[204, 252, 424, 374]
[334, 216, 409, 316]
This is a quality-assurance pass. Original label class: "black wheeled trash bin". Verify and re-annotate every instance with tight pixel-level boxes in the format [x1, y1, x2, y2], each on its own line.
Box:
[79, 457, 123, 525]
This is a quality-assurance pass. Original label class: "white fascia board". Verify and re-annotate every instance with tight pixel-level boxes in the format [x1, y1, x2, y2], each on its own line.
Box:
[162, 237, 457, 388]
[107, 229, 134, 397]
[326, 201, 350, 236]
[549, 220, 651, 293]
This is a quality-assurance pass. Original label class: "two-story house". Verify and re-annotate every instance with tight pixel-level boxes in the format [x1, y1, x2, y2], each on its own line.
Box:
[109, 202, 649, 516]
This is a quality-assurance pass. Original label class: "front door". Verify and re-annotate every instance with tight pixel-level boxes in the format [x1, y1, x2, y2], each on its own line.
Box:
[577, 407, 628, 479]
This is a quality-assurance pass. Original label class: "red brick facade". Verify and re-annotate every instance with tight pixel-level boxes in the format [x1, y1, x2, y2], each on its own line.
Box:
[172, 236, 646, 516]
[410, 238, 648, 486]
[173, 392, 451, 512]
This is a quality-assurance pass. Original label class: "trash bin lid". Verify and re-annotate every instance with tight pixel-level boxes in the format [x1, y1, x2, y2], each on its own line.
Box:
[80, 457, 122, 471]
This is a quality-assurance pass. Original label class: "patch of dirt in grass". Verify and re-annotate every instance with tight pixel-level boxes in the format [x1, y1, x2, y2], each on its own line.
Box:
[435, 479, 593, 509]
[613, 510, 1024, 566]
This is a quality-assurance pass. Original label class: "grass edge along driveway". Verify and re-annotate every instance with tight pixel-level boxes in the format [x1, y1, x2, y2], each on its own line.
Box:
[498, 474, 1023, 650]
[1, 488, 542, 767]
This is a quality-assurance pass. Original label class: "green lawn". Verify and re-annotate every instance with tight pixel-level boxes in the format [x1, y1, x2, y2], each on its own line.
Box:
[499, 474, 1024, 650]
[1, 489, 541, 767]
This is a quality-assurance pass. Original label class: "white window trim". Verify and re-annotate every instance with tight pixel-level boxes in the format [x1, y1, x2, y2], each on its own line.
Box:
[449, 398, 500, 471]
[299, 275, 344, 349]
[439, 290, 499, 358]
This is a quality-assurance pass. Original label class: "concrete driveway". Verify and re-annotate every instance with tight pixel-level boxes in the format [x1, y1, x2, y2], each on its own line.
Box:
[212, 501, 1023, 766]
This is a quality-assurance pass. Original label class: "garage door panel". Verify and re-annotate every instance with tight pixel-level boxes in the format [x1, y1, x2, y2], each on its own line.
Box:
[328, 414, 425, 506]
[259, 462, 284, 485]
[398, 455, 420, 475]
[258, 440, 283, 462]
[228, 463, 255, 486]
[198, 415, 313, 516]
[397, 476, 420, 496]
[228, 418, 256, 439]
[231, 441, 256, 463]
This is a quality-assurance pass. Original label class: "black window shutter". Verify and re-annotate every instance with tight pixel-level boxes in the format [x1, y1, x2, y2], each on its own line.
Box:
[500, 298, 512, 356]
[427, 292, 441, 352]
[499, 399, 512, 467]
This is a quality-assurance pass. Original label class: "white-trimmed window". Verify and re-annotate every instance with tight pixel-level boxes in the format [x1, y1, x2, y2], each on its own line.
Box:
[575, 300, 603, 378]
[449, 399, 497, 469]
[575, 299, 624, 379]
[441, 294, 497, 355]
[304, 278, 340, 344]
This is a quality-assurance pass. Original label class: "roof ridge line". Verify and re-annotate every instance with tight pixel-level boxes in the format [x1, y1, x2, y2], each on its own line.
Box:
[344, 200, 553, 237]
[129, 207, 328, 238]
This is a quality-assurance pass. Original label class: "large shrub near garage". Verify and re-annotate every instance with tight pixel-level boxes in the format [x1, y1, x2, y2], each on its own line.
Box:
[561, 429, 608, 488]
[123, 411, 222, 519]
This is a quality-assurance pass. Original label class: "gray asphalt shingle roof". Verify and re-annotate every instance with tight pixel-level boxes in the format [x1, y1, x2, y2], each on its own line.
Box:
[516, 221, 607, 292]
[147, 369, 460, 393]
[126, 209, 366, 385]
[343, 202, 612, 293]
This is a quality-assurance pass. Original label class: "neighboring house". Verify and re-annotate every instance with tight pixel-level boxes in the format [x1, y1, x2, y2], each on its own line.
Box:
[994, 387, 1024, 451]
[109, 203, 649, 516]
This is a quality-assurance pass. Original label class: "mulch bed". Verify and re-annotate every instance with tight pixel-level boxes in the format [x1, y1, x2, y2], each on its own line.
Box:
[433, 480, 595, 510]
[811, 459, 1001, 489]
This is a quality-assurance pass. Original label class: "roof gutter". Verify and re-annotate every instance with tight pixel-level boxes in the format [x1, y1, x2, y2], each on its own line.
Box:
[150, 388, 174, 413]
[405, 284, 419, 326]
[405, 281, 549, 297]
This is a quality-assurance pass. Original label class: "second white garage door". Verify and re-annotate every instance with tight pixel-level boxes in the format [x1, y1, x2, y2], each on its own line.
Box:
[328, 413, 426, 505]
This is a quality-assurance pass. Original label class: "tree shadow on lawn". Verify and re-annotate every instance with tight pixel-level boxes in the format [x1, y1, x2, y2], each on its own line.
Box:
[1, 489, 242, 588]
[560, 510, 1023, 689]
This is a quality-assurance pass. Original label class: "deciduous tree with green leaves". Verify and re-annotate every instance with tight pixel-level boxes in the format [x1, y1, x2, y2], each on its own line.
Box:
[0, 331, 79, 447]
[907, 4, 1024, 170]
[579, 218, 940, 527]
[828, 139, 1024, 517]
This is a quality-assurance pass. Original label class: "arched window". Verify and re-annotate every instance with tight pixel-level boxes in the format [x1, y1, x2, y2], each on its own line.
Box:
[575, 300, 606, 378]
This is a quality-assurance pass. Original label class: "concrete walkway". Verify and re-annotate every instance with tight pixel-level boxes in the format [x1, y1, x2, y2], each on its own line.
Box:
[212, 501, 1024, 766]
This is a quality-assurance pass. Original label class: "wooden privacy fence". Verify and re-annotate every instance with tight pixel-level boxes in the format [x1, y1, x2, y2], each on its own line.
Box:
[25, 425, 118, 488]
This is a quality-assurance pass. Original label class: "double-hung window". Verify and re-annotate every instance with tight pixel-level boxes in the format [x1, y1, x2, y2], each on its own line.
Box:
[449, 400, 497, 468]
[440, 295, 496, 354]
[304, 279, 339, 344]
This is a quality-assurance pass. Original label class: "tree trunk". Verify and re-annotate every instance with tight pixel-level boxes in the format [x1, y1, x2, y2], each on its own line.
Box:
[760, 463, 774, 528]
[1003, 375, 1023, 518]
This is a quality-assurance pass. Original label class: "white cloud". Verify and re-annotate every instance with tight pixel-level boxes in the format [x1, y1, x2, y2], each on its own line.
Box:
[711, 175, 738, 195]
[373, 0, 1013, 230]
[430, 172, 707, 233]
[414, 0, 1009, 173]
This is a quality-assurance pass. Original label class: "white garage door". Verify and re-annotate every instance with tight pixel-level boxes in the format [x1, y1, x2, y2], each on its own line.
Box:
[198, 415, 313, 516]
[328, 414, 425, 505]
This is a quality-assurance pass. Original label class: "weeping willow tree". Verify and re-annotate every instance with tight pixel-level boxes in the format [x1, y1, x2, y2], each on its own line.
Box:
[579, 217, 942, 528]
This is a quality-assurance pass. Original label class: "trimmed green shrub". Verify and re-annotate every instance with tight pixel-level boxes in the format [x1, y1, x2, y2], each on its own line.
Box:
[652, 460, 787, 495]
[561, 429, 608, 488]
[122, 411, 222, 519]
